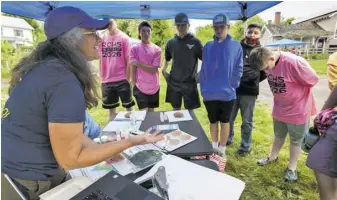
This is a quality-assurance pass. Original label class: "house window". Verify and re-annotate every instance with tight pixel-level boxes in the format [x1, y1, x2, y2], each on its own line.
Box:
[14, 29, 23, 37]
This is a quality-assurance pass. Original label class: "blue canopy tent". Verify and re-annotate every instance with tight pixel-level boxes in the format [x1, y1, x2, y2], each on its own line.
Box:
[1, 1, 281, 21]
[266, 39, 306, 47]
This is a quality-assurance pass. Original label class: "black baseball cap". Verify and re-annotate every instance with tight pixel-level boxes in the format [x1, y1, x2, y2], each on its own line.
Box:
[175, 13, 189, 25]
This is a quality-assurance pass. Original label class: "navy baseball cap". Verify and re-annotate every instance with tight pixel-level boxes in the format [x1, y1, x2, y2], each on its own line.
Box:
[44, 6, 110, 40]
[175, 13, 189, 25]
[212, 14, 229, 26]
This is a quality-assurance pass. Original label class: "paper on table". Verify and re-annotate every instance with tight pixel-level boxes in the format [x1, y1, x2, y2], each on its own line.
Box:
[69, 162, 114, 182]
[154, 130, 197, 152]
[164, 110, 193, 122]
[134, 155, 245, 200]
[115, 110, 147, 121]
[69, 144, 164, 181]
[39, 177, 94, 200]
[102, 121, 141, 132]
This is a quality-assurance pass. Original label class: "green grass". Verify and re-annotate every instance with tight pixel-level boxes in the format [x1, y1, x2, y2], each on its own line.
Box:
[310, 59, 328, 76]
[1, 64, 319, 200]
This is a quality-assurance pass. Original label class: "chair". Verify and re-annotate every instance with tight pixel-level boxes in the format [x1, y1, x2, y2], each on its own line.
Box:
[3, 174, 28, 200]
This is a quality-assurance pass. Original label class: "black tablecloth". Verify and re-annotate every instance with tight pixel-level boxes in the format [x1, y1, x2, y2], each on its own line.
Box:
[139, 110, 213, 158]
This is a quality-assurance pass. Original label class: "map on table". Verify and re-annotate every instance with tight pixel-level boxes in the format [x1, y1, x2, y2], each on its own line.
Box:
[69, 144, 165, 181]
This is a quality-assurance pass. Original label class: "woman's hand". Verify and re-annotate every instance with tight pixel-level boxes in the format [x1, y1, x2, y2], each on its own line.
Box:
[127, 128, 164, 146]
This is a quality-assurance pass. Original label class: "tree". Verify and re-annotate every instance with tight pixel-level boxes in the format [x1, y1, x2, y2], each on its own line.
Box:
[116, 19, 174, 49]
[116, 19, 140, 38]
[282, 17, 296, 25]
[196, 15, 266, 43]
[149, 20, 174, 49]
[195, 24, 213, 45]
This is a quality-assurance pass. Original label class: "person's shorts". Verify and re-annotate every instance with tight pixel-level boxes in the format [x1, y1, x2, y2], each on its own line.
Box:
[307, 122, 337, 177]
[273, 119, 309, 145]
[204, 100, 235, 123]
[165, 85, 200, 110]
[133, 86, 159, 110]
[101, 80, 135, 109]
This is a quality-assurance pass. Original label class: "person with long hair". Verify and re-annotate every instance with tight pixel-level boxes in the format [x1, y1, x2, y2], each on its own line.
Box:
[1, 6, 163, 199]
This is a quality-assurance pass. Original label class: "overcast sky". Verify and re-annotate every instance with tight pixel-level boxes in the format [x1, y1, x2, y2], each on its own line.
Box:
[189, 1, 337, 33]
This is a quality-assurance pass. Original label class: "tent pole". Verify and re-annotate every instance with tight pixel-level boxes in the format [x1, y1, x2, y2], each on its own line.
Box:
[239, 2, 248, 36]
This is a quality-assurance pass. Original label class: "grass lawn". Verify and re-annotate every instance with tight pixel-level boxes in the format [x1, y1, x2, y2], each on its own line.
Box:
[309, 59, 327, 76]
[1, 65, 319, 200]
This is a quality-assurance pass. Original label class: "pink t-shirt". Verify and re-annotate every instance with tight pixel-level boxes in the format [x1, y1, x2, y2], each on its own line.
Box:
[130, 42, 162, 95]
[266, 52, 319, 124]
[99, 32, 130, 83]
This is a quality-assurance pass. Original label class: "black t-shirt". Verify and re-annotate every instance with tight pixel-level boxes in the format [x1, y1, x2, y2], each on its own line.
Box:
[165, 33, 203, 91]
[1, 58, 86, 180]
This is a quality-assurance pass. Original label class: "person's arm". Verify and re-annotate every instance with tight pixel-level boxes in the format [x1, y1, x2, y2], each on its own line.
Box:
[124, 38, 131, 81]
[195, 39, 203, 83]
[129, 47, 137, 87]
[82, 135, 96, 147]
[196, 39, 203, 61]
[199, 43, 208, 83]
[231, 45, 243, 89]
[136, 62, 160, 74]
[292, 57, 319, 88]
[162, 41, 172, 76]
[48, 81, 163, 170]
[322, 85, 337, 110]
[259, 71, 267, 82]
[130, 47, 160, 74]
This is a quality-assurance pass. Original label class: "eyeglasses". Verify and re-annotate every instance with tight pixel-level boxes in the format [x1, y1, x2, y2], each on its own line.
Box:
[82, 31, 100, 39]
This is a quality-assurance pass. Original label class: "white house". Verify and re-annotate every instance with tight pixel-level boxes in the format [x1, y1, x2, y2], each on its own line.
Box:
[1, 15, 34, 48]
[261, 7, 337, 51]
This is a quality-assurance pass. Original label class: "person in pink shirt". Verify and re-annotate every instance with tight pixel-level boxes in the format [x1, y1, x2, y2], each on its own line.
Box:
[130, 21, 161, 111]
[250, 47, 319, 182]
[99, 19, 135, 120]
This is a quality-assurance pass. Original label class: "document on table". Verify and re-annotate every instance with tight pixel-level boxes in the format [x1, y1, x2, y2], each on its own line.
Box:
[164, 110, 193, 122]
[114, 110, 147, 121]
[102, 121, 141, 132]
[69, 144, 165, 181]
[135, 155, 245, 200]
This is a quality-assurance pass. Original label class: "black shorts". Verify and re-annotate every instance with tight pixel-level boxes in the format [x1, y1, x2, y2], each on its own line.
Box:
[101, 80, 135, 109]
[165, 85, 201, 110]
[133, 86, 160, 110]
[204, 100, 235, 123]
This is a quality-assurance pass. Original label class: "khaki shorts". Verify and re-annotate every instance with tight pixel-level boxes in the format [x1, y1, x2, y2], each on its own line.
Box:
[273, 119, 310, 145]
[11, 168, 67, 200]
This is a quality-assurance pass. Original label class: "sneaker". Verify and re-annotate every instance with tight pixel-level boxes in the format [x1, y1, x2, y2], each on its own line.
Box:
[257, 157, 279, 166]
[284, 168, 298, 182]
[213, 148, 223, 155]
[213, 148, 227, 160]
[236, 149, 250, 157]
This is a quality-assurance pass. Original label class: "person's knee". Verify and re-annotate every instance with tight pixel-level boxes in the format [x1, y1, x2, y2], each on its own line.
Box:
[290, 135, 304, 146]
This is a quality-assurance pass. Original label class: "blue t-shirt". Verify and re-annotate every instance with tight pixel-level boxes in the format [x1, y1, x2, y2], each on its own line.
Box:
[84, 111, 101, 140]
[1, 58, 86, 180]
